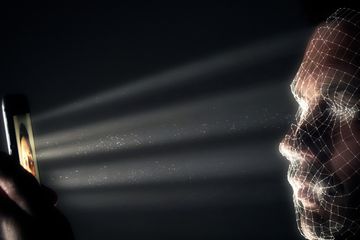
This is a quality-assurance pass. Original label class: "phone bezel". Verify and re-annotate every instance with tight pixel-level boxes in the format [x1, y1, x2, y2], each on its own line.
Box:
[2, 95, 31, 160]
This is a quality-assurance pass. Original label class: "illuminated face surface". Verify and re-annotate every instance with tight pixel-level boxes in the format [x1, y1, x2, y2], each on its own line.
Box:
[279, 9, 360, 240]
[20, 136, 35, 176]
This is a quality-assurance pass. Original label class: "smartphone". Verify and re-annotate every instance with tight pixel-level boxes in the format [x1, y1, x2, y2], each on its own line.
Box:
[1, 95, 40, 182]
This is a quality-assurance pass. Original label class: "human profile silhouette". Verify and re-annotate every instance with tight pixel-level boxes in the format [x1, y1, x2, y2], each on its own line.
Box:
[280, 8, 360, 240]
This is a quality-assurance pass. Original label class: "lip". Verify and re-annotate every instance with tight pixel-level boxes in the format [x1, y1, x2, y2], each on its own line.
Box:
[295, 184, 321, 211]
[296, 149, 318, 164]
[289, 165, 344, 197]
[302, 151, 317, 162]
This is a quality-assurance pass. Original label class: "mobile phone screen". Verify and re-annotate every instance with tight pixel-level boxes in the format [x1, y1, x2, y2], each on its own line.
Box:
[13, 113, 40, 180]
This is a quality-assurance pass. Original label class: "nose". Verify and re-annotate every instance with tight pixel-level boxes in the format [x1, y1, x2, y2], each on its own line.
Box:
[279, 127, 311, 164]
[279, 102, 333, 163]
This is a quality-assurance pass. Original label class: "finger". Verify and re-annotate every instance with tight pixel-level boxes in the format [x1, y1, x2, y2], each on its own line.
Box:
[0, 187, 42, 240]
[0, 152, 49, 215]
[0, 186, 30, 222]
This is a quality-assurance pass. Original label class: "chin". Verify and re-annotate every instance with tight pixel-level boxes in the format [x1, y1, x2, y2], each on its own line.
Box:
[294, 199, 342, 240]
[298, 216, 334, 240]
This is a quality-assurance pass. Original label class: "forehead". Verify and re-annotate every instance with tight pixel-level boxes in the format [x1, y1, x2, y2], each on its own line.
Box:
[291, 22, 360, 99]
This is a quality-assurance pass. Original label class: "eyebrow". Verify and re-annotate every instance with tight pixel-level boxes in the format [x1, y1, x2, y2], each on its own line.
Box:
[324, 81, 357, 97]
[322, 81, 360, 107]
[290, 81, 302, 100]
[290, 80, 357, 105]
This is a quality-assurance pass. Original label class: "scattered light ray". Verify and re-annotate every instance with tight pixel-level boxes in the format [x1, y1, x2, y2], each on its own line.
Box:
[59, 180, 283, 210]
[33, 29, 310, 124]
[35, 82, 289, 160]
[44, 141, 281, 190]
[35, 81, 281, 149]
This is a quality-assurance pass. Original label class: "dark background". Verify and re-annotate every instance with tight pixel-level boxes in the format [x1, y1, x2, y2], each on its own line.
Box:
[2, 1, 356, 240]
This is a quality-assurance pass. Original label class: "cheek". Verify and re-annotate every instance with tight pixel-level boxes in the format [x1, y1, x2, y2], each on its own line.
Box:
[329, 120, 360, 184]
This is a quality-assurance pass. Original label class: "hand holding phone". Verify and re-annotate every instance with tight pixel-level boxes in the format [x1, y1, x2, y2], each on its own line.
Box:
[0, 95, 73, 239]
[0, 152, 73, 240]
[1, 95, 40, 181]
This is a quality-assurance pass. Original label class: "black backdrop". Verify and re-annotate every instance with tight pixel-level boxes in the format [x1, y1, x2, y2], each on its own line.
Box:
[1, 1, 345, 239]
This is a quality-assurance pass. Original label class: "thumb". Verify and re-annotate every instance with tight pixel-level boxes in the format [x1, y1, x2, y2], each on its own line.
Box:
[0, 187, 28, 220]
[0, 187, 34, 239]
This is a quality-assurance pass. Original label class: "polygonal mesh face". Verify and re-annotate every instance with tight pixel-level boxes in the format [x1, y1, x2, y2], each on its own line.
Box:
[279, 8, 360, 240]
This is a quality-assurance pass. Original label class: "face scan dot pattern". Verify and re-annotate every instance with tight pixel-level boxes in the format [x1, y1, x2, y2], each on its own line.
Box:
[279, 8, 360, 240]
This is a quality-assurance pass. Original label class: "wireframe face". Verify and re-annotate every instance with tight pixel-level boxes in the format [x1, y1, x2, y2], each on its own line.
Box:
[279, 8, 360, 240]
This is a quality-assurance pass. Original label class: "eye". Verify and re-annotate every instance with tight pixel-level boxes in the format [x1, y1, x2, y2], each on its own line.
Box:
[329, 101, 358, 119]
[334, 91, 352, 105]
